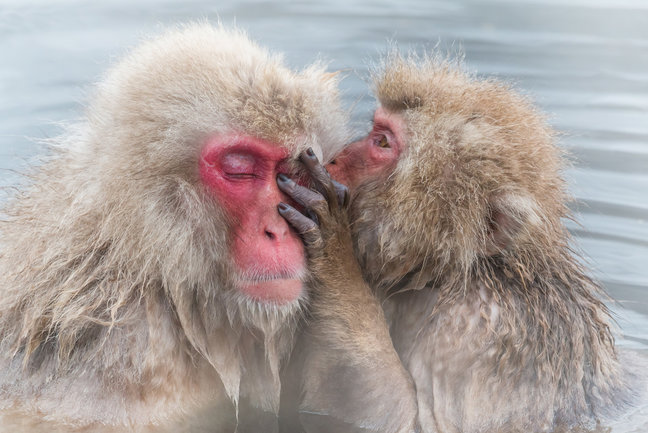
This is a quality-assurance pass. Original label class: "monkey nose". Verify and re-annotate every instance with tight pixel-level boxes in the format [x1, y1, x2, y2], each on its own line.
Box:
[262, 217, 305, 262]
[263, 212, 294, 243]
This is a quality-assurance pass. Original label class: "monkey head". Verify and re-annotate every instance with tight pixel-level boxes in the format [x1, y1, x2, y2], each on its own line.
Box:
[328, 54, 569, 293]
[11, 23, 349, 348]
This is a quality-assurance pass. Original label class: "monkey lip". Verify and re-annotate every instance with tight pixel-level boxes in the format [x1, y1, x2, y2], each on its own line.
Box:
[238, 277, 304, 304]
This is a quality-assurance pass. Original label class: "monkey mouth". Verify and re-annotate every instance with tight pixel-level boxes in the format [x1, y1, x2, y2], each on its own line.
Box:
[236, 269, 306, 304]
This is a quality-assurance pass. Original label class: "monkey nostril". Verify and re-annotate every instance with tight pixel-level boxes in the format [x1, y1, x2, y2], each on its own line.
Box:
[265, 230, 276, 240]
[329, 159, 337, 165]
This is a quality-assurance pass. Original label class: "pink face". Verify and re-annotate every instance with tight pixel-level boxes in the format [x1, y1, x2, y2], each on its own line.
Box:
[327, 107, 405, 190]
[200, 133, 305, 304]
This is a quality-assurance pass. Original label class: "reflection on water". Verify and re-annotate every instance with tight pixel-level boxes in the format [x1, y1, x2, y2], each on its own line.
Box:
[1, 0, 647, 431]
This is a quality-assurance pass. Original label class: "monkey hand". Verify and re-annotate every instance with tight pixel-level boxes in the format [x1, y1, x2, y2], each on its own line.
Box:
[277, 148, 360, 289]
[277, 150, 420, 433]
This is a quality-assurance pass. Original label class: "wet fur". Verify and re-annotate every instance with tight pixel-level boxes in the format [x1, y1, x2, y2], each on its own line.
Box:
[0, 23, 348, 431]
[349, 54, 636, 432]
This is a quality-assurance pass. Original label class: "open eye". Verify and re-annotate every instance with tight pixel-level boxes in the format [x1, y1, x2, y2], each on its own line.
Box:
[373, 135, 391, 149]
[221, 152, 257, 178]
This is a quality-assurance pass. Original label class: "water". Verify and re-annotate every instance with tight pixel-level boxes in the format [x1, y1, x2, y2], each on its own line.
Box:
[0, 0, 647, 430]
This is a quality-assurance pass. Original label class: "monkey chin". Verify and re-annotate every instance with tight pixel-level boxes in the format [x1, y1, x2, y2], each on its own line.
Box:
[238, 279, 304, 305]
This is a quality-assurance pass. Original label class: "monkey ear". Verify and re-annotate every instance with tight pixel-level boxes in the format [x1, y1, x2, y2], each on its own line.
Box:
[484, 192, 541, 256]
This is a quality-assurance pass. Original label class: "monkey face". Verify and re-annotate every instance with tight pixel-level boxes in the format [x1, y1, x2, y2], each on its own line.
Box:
[327, 107, 405, 191]
[200, 133, 307, 305]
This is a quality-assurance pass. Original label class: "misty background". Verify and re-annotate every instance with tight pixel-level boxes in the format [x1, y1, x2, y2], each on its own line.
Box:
[1, 1, 647, 428]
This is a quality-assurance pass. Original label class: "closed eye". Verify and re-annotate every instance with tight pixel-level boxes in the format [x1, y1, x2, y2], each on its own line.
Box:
[221, 152, 258, 178]
[225, 173, 257, 179]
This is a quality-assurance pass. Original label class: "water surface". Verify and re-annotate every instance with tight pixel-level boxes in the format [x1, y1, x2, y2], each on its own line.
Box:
[1, 1, 647, 431]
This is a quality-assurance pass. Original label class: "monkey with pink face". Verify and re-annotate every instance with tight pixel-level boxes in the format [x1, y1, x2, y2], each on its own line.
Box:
[279, 53, 640, 433]
[0, 24, 349, 432]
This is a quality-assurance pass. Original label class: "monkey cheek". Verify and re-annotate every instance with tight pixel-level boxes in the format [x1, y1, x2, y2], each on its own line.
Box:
[325, 161, 350, 190]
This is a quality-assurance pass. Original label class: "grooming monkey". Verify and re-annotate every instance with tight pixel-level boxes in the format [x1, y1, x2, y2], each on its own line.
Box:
[0, 24, 348, 432]
[281, 53, 637, 433]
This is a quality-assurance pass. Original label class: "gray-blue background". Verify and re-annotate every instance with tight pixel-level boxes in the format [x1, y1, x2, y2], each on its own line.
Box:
[1, 1, 647, 429]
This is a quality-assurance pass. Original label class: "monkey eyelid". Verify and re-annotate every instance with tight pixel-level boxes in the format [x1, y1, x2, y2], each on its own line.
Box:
[223, 173, 258, 180]
[220, 151, 262, 178]
[372, 121, 394, 137]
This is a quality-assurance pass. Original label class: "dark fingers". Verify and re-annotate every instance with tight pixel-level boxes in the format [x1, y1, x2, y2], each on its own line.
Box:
[300, 148, 338, 207]
[278, 203, 322, 248]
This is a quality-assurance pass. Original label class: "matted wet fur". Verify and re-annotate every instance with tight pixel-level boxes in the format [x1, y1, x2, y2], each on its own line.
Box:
[0, 23, 347, 431]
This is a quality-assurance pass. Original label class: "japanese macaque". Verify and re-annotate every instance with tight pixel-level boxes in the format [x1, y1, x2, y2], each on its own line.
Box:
[0, 24, 348, 432]
[288, 53, 637, 432]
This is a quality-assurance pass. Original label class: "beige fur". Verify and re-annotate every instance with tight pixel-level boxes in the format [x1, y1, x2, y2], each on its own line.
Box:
[0, 23, 348, 431]
[344, 53, 636, 432]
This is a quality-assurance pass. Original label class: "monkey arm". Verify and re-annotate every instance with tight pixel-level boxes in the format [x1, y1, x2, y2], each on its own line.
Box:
[277, 149, 420, 433]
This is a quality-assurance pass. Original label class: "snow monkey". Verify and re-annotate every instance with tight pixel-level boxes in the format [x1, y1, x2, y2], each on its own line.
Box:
[0, 24, 348, 432]
[280, 54, 638, 433]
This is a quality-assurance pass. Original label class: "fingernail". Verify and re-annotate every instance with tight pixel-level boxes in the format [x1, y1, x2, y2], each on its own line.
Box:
[277, 173, 289, 183]
[278, 202, 289, 211]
